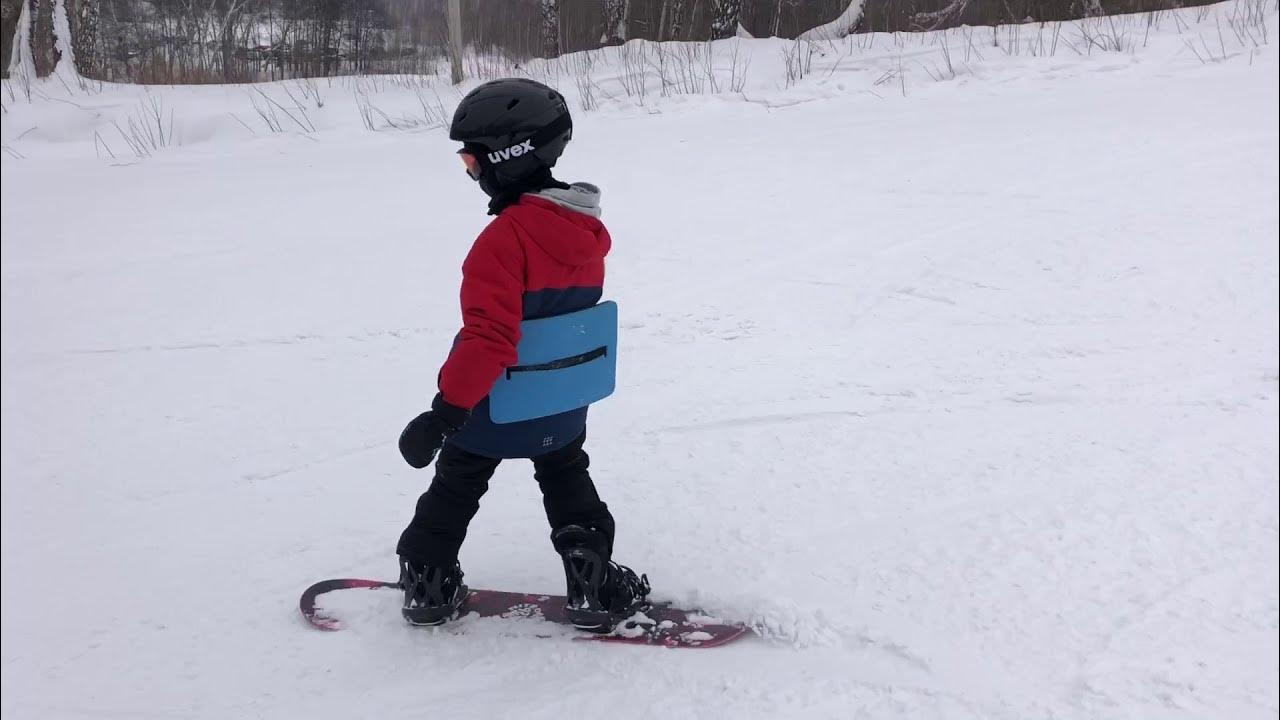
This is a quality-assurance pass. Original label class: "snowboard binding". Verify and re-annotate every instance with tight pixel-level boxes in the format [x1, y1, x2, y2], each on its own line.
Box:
[551, 525, 651, 632]
[399, 558, 468, 626]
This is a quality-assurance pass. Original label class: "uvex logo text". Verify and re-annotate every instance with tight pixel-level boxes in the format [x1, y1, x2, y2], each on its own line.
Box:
[487, 140, 535, 164]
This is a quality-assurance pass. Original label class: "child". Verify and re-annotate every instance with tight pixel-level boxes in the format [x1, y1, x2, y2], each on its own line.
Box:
[395, 78, 649, 631]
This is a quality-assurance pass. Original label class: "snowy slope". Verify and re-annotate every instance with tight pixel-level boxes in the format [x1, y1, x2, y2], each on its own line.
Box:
[2, 2, 1278, 718]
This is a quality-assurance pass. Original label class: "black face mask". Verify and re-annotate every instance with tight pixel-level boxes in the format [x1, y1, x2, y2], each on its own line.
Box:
[481, 167, 570, 216]
[477, 170, 506, 199]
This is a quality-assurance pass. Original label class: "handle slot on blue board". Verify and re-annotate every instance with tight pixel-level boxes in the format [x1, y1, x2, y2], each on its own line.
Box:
[505, 346, 608, 380]
[488, 302, 618, 425]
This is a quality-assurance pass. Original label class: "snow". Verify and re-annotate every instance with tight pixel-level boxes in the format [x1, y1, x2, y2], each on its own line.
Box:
[50, 0, 77, 79]
[6, 0, 34, 83]
[798, 0, 865, 41]
[2, 1, 1278, 718]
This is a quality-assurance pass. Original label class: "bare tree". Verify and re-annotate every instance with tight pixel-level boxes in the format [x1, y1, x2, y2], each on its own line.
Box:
[600, 0, 629, 44]
[216, 0, 252, 81]
[669, 0, 686, 39]
[1, 0, 21, 76]
[447, 0, 461, 82]
[657, 0, 687, 40]
[31, 0, 59, 75]
[709, 0, 740, 39]
[67, 0, 99, 75]
[910, 0, 966, 29]
[540, 0, 559, 58]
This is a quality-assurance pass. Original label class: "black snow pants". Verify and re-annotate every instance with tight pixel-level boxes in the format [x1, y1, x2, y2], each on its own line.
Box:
[396, 432, 615, 568]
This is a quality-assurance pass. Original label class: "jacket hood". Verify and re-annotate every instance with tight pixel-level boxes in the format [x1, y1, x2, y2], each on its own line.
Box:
[533, 182, 603, 219]
[505, 183, 610, 266]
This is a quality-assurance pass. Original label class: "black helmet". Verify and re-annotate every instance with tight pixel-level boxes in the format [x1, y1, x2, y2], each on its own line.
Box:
[450, 78, 573, 198]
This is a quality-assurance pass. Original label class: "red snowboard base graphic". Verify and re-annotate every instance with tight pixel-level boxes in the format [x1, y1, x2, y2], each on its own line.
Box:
[300, 578, 749, 648]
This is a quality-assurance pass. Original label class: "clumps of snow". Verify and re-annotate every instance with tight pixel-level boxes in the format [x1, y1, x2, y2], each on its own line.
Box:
[745, 603, 845, 647]
[685, 612, 726, 625]
[668, 592, 845, 647]
[609, 611, 658, 639]
[797, 0, 866, 41]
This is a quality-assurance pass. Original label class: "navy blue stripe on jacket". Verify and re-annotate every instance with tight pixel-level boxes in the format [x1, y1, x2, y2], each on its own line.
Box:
[447, 286, 603, 459]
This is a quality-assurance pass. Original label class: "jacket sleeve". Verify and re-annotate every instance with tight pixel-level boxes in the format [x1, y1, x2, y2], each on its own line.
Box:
[437, 219, 525, 410]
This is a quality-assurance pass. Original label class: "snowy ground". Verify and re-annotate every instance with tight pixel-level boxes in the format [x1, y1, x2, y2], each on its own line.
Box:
[3, 2, 1278, 718]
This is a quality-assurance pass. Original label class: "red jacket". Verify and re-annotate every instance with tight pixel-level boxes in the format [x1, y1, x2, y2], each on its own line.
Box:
[439, 194, 611, 412]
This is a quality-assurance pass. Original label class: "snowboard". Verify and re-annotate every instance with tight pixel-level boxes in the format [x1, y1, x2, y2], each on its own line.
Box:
[299, 578, 749, 648]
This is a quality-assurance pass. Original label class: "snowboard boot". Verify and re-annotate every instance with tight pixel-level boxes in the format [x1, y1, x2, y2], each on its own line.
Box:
[551, 524, 651, 632]
[398, 558, 468, 626]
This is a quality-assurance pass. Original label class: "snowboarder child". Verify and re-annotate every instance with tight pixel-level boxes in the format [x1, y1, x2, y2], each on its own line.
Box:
[395, 78, 650, 631]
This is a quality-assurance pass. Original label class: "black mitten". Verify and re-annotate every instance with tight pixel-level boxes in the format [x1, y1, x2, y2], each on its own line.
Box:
[398, 394, 470, 469]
